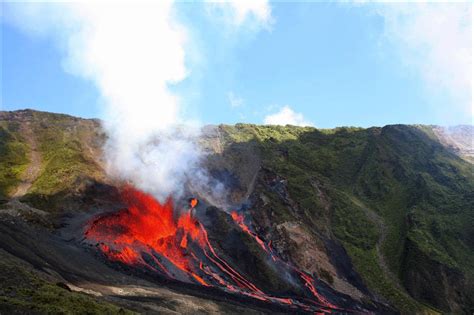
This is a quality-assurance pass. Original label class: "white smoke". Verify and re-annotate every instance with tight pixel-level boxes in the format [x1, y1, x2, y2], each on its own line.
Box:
[4, 0, 271, 202]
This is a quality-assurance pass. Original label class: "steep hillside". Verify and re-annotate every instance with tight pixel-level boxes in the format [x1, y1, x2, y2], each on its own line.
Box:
[205, 124, 473, 314]
[1, 109, 473, 314]
[432, 125, 474, 163]
[0, 110, 106, 211]
[1, 110, 270, 314]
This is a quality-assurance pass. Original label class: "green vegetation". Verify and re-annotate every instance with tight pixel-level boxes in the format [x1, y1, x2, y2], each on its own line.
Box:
[1, 110, 105, 211]
[28, 111, 104, 194]
[218, 123, 473, 313]
[0, 259, 134, 314]
[330, 192, 379, 251]
[345, 245, 435, 314]
[0, 121, 29, 199]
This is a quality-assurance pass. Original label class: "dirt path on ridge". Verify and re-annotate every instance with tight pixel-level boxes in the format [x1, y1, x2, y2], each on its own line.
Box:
[11, 122, 41, 198]
[350, 197, 406, 292]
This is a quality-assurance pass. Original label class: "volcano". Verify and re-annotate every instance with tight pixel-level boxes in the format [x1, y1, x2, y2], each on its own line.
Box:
[84, 186, 345, 313]
[2, 110, 473, 314]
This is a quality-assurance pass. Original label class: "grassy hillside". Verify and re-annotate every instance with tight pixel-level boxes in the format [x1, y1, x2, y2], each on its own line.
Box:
[0, 110, 106, 211]
[217, 123, 473, 313]
[0, 253, 134, 314]
[0, 119, 30, 199]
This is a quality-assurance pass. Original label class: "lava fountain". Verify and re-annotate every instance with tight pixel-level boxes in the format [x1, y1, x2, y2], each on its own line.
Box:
[84, 186, 340, 313]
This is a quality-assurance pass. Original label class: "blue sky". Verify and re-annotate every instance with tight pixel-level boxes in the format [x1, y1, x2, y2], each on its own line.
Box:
[1, 1, 472, 128]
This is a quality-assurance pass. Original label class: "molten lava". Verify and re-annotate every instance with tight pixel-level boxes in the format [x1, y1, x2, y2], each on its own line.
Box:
[85, 187, 207, 285]
[85, 186, 339, 313]
[189, 198, 198, 208]
[230, 210, 339, 310]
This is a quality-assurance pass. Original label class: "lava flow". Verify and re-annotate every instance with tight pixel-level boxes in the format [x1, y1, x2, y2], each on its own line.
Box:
[85, 186, 339, 313]
[230, 211, 339, 310]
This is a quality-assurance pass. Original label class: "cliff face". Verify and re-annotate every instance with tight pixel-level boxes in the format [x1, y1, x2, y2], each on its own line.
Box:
[432, 125, 474, 163]
[1, 109, 473, 314]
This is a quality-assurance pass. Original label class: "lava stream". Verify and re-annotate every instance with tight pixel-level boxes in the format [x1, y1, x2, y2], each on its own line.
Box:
[85, 186, 337, 313]
[230, 211, 339, 311]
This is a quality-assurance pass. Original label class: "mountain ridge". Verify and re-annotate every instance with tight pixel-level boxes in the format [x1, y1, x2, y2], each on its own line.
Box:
[1, 109, 473, 314]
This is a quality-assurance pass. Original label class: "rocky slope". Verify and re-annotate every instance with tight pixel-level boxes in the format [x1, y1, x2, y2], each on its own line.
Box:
[432, 125, 474, 163]
[1, 109, 473, 314]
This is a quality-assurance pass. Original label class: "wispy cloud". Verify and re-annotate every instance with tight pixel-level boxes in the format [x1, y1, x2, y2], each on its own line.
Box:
[205, 0, 273, 30]
[223, 0, 272, 26]
[371, 2, 472, 119]
[228, 91, 244, 108]
[263, 105, 313, 127]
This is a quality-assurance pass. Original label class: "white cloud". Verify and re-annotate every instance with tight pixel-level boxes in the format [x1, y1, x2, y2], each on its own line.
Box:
[225, 0, 272, 26]
[228, 91, 244, 108]
[206, 0, 272, 29]
[372, 2, 472, 119]
[263, 106, 313, 126]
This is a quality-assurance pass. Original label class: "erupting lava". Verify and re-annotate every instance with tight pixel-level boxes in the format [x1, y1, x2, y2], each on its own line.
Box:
[85, 186, 339, 313]
[189, 198, 198, 208]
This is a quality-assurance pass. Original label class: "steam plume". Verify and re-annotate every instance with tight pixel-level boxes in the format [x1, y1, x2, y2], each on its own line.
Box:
[71, 1, 194, 201]
[4, 0, 271, 202]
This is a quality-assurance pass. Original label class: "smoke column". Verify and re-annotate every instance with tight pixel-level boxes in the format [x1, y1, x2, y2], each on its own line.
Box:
[72, 1, 197, 200]
[4, 0, 271, 202]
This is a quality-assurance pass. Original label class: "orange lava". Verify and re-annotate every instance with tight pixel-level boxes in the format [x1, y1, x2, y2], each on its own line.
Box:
[231, 211, 268, 253]
[86, 187, 204, 280]
[85, 186, 338, 312]
[230, 210, 339, 311]
[190, 198, 198, 208]
[85, 186, 267, 296]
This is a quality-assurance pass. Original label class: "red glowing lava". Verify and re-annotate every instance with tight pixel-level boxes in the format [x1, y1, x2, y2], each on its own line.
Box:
[85, 186, 270, 294]
[189, 198, 198, 208]
[85, 186, 207, 285]
[85, 186, 338, 312]
[230, 210, 339, 311]
[231, 211, 269, 254]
